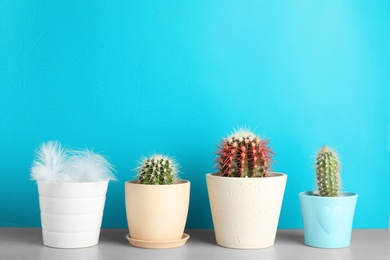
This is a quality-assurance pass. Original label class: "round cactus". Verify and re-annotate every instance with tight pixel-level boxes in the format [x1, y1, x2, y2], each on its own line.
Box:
[137, 154, 178, 185]
[316, 146, 340, 197]
[216, 129, 274, 177]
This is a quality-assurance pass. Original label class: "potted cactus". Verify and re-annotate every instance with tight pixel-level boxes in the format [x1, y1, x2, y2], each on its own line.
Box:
[30, 141, 116, 248]
[125, 154, 190, 249]
[299, 145, 358, 248]
[206, 129, 287, 249]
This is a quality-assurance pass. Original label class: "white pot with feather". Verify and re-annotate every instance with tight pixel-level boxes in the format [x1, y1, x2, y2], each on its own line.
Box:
[38, 181, 108, 248]
[31, 141, 116, 248]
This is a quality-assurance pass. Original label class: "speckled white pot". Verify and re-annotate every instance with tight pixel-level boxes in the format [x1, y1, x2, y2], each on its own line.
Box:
[37, 181, 108, 248]
[206, 173, 287, 249]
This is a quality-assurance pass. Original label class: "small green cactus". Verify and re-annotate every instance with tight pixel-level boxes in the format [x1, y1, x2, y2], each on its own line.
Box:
[315, 146, 340, 197]
[216, 129, 274, 177]
[137, 154, 178, 185]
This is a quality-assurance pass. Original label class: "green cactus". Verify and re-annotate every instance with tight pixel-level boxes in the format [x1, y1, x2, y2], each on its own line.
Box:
[216, 129, 274, 177]
[315, 146, 340, 197]
[137, 154, 178, 185]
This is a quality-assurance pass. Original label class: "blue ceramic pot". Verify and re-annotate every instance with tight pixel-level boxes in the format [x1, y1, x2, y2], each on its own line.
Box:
[299, 191, 358, 248]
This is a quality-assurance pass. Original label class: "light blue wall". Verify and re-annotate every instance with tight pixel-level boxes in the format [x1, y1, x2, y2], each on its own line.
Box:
[1, 0, 389, 228]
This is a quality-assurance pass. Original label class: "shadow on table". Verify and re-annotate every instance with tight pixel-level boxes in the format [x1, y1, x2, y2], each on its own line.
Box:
[185, 229, 216, 245]
[99, 229, 130, 246]
[275, 230, 304, 245]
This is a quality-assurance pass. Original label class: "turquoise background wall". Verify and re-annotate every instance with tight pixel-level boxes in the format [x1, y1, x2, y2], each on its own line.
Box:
[1, 1, 389, 228]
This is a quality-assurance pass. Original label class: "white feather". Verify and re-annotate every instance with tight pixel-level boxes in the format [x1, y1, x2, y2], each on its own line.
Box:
[30, 141, 69, 182]
[30, 141, 116, 183]
[65, 149, 116, 182]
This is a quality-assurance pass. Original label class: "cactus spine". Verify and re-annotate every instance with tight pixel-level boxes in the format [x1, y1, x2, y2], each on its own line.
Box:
[216, 129, 274, 177]
[316, 146, 340, 197]
[137, 154, 178, 185]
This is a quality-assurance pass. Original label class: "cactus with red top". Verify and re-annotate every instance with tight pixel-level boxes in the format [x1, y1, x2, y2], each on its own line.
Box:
[216, 129, 274, 177]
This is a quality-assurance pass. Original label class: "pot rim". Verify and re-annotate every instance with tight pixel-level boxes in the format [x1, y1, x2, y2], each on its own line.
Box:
[37, 180, 109, 185]
[206, 172, 287, 179]
[125, 179, 190, 185]
[299, 191, 358, 198]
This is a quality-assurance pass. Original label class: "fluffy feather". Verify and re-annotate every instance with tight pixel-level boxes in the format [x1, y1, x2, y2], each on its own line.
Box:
[30, 141, 116, 183]
[65, 149, 116, 182]
[30, 141, 69, 182]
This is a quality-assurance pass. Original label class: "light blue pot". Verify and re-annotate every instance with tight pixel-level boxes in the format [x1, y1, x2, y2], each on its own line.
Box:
[299, 191, 358, 248]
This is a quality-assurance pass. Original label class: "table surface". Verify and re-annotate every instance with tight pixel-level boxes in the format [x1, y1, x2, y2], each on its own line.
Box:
[0, 228, 389, 260]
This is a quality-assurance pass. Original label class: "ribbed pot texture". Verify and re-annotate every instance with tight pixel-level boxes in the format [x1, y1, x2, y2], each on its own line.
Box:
[37, 181, 108, 248]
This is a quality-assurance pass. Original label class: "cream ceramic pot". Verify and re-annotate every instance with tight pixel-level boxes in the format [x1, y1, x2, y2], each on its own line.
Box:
[125, 180, 190, 243]
[206, 172, 287, 249]
[37, 181, 108, 248]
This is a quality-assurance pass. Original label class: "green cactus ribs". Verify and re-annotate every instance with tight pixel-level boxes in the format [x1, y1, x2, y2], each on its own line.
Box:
[137, 154, 178, 185]
[216, 129, 274, 178]
[316, 146, 340, 197]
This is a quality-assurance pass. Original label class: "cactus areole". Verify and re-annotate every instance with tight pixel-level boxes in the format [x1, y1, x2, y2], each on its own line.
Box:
[315, 146, 340, 197]
[216, 130, 274, 177]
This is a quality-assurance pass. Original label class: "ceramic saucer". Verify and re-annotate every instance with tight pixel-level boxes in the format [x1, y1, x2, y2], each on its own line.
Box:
[126, 233, 190, 249]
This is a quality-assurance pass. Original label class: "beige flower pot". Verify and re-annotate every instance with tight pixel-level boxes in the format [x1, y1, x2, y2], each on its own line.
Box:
[37, 181, 108, 248]
[125, 180, 190, 248]
[206, 172, 287, 249]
